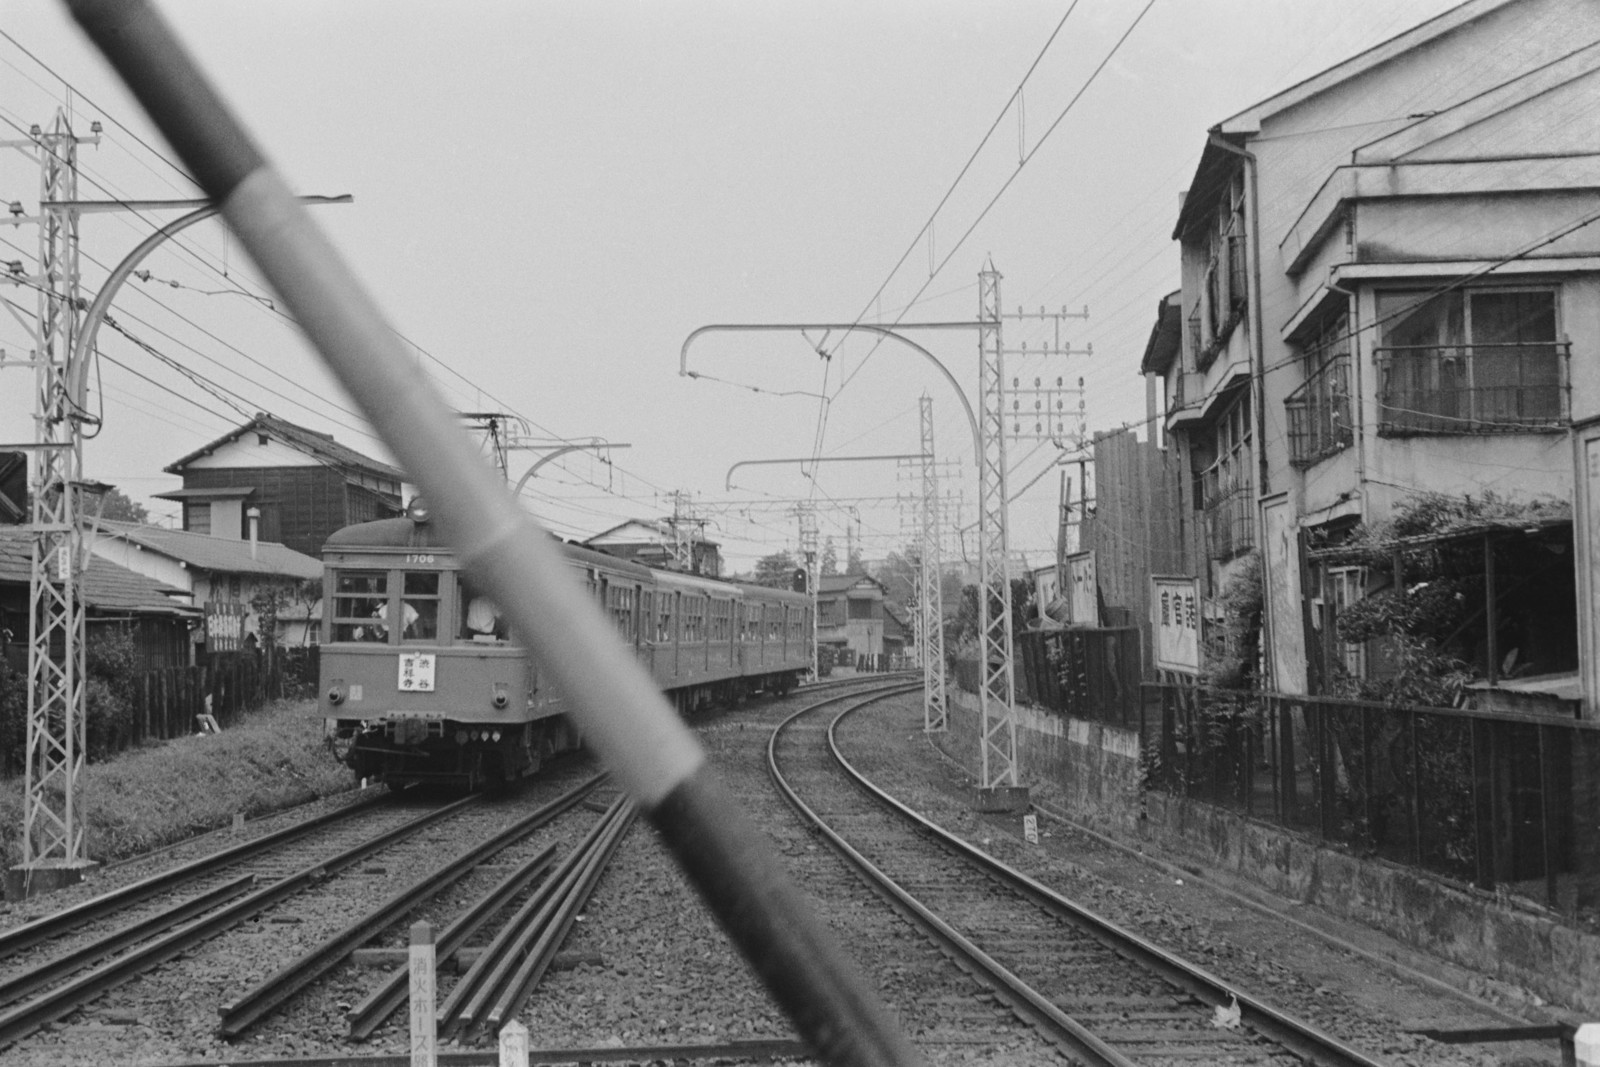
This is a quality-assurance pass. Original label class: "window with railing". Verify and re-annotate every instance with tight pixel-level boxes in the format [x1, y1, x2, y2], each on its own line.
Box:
[1201, 394, 1254, 560]
[1285, 312, 1352, 467]
[1375, 289, 1567, 436]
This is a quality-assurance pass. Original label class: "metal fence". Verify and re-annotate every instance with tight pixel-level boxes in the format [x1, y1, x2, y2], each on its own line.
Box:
[1145, 682, 1600, 914]
[1016, 628, 1141, 729]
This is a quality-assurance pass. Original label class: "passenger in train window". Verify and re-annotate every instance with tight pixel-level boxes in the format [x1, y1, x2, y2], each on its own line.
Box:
[460, 579, 509, 643]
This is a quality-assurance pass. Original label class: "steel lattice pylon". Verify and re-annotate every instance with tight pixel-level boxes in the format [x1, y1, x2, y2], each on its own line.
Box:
[24, 112, 88, 868]
[976, 264, 1018, 789]
[917, 396, 948, 732]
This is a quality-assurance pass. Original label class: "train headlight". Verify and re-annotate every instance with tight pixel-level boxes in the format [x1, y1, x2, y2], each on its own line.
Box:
[406, 496, 430, 524]
[491, 685, 509, 709]
[326, 683, 346, 706]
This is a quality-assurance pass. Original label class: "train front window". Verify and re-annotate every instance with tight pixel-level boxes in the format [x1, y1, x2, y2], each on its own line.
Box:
[459, 577, 508, 643]
[401, 572, 440, 642]
[333, 571, 387, 642]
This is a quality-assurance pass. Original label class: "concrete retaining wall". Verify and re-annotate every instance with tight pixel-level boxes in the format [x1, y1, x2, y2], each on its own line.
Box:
[934, 686, 1600, 1014]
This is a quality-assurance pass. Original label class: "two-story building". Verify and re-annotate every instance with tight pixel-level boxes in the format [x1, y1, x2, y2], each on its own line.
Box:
[1144, 0, 1600, 713]
[158, 412, 404, 559]
[816, 573, 889, 664]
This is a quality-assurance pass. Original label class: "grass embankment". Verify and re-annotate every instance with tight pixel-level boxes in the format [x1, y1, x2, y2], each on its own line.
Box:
[0, 699, 355, 868]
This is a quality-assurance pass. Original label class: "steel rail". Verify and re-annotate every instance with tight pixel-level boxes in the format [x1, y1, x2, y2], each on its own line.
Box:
[140, 1036, 813, 1066]
[441, 795, 632, 1038]
[481, 799, 637, 1033]
[0, 874, 254, 1008]
[346, 840, 555, 1040]
[767, 686, 1137, 1067]
[219, 774, 606, 1038]
[0, 794, 478, 1048]
[0, 790, 386, 962]
[826, 696, 1392, 1067]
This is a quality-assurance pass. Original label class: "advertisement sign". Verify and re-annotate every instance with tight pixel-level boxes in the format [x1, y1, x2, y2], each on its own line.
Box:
[1065, 550, 1098, 626]
[1151, 575, 1200, 675]
[205, 601, 245, 654]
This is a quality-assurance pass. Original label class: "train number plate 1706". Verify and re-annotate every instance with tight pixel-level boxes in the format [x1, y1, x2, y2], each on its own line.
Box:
[398, 652, 436, 692]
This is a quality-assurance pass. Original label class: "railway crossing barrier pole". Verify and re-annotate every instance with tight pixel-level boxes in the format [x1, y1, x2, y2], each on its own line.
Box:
[409, 921, 437, 1067]
[499, 1020, 530, 1067]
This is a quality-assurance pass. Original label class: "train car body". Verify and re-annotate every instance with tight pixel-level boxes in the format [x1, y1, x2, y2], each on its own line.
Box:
[317, 513, 811, 787]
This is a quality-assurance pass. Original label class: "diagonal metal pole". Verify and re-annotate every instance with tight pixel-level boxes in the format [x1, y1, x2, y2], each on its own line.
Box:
[63, 3, 921, 1064]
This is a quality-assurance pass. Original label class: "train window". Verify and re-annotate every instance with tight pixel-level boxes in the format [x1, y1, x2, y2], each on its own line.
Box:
[657, 596, 674, 643]
[609, 585, 635, 641]
[459, 577, 507, 644]
[401, 572, 439, 641]
[640, 590, 654, 642]
[710, 598, 730, 642]
[333, 571, 388, 642]
[684, 596, 704, 642]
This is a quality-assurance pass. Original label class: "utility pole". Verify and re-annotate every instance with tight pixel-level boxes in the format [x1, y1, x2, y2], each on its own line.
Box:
[796, 503, 819, 678]
[975, 262, 1021, 800]
[666, 490, 704, 573]
[5, 111, 100, 892]
[918, 396, 948, 733]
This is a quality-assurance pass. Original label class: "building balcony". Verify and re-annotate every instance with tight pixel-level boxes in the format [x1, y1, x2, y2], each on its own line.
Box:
[1375, 342, 1569, 437]
[1285, 355, 1352, 467]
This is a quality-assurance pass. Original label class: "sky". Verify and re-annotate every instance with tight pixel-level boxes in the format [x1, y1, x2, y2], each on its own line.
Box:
[0, 0, 1466, 573]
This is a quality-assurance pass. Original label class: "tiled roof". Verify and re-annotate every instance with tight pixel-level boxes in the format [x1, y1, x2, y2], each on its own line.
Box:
[164, 412, 404, 481]
[0, 529, 198, 616]
[98, 521, 323, 580]
[818, 574, 885, 595]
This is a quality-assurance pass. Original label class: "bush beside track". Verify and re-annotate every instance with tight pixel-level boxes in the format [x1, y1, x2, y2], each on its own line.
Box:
[0, 698, 353, 868]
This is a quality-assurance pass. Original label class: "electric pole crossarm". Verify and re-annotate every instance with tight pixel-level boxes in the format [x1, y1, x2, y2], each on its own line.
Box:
[725, 453, 930, 492]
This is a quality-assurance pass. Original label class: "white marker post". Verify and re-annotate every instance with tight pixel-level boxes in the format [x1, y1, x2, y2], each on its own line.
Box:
[409, 921, 437, 1067]
[1023, 812, 1039, 845]
[498, 1020, 530, 1067]
[1576, 1022, 1599, 1066]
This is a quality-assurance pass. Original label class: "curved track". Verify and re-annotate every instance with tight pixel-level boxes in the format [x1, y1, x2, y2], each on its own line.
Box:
[771, 684, 1392, 1067]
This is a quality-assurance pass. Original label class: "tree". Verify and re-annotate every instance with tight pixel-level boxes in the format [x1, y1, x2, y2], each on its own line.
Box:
[820, 536, 838, 577]
[872, 549, 917, 613]
[752, 551, 798, 588]
[846, 545, 866, 575]
[98, 487, 149, 524]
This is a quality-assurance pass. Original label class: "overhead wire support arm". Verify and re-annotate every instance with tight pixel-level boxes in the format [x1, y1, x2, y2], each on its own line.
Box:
[725, 453, 930, 492]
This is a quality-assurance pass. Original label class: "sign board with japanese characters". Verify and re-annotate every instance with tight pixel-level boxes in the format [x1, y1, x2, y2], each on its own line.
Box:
[205, 601, 245, 654]
[1151, 575, 1201, 675]
[1065, 550, 1098, 626]
[398, 652, 436, 692]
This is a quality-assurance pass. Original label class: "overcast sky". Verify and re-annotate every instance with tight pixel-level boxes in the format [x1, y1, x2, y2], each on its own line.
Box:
[0, 0, 1463, 571]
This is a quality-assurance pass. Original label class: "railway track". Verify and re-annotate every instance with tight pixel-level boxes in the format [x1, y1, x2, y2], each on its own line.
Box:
[771, 684, 1392, 1067]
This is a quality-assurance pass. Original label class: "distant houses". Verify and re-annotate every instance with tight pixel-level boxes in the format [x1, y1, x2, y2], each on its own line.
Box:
[0, 528, 199, 671]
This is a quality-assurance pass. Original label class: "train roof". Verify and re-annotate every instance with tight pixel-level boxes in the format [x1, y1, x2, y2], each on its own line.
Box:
[323, 520, 807, 604]
[323, 518, 655, 579]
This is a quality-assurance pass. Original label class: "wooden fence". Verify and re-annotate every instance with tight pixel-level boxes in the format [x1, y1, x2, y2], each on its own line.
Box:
[121, 647, 318, 752]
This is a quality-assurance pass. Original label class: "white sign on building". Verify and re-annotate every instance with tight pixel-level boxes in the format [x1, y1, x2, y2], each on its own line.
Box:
[1151, 574, 1200, 676]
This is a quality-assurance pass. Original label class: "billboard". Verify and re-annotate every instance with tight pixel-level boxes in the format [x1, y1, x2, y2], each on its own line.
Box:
[1151, 574, 1200, 675]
